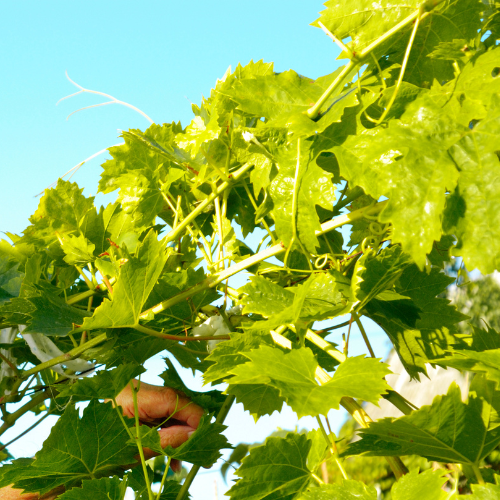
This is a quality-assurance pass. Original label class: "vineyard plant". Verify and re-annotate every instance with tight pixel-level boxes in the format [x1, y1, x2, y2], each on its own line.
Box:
[1, 0, 500, 498]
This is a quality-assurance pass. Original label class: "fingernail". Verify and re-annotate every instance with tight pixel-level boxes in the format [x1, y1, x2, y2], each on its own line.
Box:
[187, 430, 196, 438]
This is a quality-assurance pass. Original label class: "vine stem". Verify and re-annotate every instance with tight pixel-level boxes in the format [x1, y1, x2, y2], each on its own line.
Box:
[21, 332, 107, 378]
[131, 380, 155, 500]
[164, 161, 254, 244]
[472, 465, 485, 485]
[307, 0, 447, 120]
[352, 313, 376, 358]
[175, 394, 236, 500]
[0, 389, 51, 437]
[140, 200, 388, 320]
[242, 180, 276, 244]
[270, 329, 408, 479]
[374, 6, 422, 124]
[157, 456, 172, 500]
[316, 416, 348, 480]
[133, 323, 229, 342]
[284, 138, 302, 267]
[0, 352, 19, 374]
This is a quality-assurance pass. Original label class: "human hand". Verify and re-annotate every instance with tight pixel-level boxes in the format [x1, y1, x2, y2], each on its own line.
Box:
[1, 380, 204, 499]
[114, 379, 204, 471]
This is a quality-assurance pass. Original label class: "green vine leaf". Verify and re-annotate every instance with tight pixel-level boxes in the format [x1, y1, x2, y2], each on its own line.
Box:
[229, 346, 391, 418]
[56, 476, 127, 500]
[0, 400, 137, 495]
[162, 414, 231, 468]
[365, 264, 467, 379]
[343, 377, 500, 466]
[312, 0, 419, 54]
[299, 480, 377, 500]
[56, 363, 145, 401]
[227, 433, 312, 500]
[77, 230, 167, 330]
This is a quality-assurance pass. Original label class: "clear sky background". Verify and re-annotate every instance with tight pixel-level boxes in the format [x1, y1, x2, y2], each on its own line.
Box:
[0, 2, 392, 498]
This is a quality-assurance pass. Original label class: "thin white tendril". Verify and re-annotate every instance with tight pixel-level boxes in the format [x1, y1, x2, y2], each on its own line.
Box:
[36, 143, 124, 196]
[57, 71, 154, 124]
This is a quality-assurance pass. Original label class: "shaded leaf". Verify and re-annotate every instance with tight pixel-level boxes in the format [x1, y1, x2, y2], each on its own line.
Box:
[343, 378, 500, 466]
[57, 476, 126, 500]
[159, 358, 225, 412]
[56, 363, 145, 401]
[163, 414, 230, 468]
[0, 400, 137, 495]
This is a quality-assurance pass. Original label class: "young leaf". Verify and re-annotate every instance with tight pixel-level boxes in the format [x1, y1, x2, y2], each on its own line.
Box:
[60, 234, 96, 265]
[300, 480, 377, 500]
[98, 122, 183, 194]
[23, 179, 94, 245]
[78, 230, 167, 330]
[446, 94, 500, 274]
[227, 433, 312, 500]
[0, 256, 23, 304]
[269, 141, 336, 253]
[352, 245, 411, 311]
[391, 468, 448, 500]
[468, 482, 500, 499]
[22, 283, 91, 337]
[229, 346, 391, 418]
[226, 383, 284, 420]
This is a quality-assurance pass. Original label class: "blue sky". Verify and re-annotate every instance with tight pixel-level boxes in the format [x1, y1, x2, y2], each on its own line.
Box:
[0, 2, 393, 498]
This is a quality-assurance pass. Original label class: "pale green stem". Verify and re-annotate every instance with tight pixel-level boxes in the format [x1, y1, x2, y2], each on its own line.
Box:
[306, 61, 356, 119]
[305, 330, 346, 364]
[316, 416, 348, 480]
[156, 456, 172, 500]
[165, 162, 254, 244]
[307, 0, 447, 120]
[161, 190, 213, 266]
[472, 465, 485, 485]
[214, 190, 225, 271]
[375, 8, 421, 124]
[21, 332, 107, 378]
[0, 389, 51, 437]
[312, 473, 325, 485]
[242, 180, 276, 244]
[140, 201, 387, 320]
[134, 323, 229, 341]
[352, 313, 376, 358]
[175, 395, 236, 500]
[131, 381, 154, 500]
[112, 398, 135, 440]
[284, 138, 302, 267]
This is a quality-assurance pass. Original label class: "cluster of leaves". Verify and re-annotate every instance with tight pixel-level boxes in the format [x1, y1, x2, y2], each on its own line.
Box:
[0, 0, 500, 498]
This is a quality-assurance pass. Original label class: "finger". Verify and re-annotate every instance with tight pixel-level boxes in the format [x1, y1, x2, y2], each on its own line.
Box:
[140, 424, 195, 462]
[158, 424, 196, 449]
[170, 459, 182, 473]
[115, 382, 204, 429]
